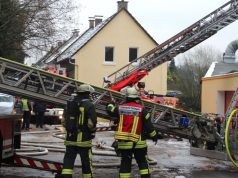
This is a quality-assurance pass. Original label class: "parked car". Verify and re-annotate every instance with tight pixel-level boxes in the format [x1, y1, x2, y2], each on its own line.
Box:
[31, 103, 64, 125]
[44, 107, 64, 124]
[0, 93, 15, 115]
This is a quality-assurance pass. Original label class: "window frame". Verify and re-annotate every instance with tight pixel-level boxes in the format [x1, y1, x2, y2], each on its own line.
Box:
[129, 47, 138, 63]
[104, 46, 115, 63]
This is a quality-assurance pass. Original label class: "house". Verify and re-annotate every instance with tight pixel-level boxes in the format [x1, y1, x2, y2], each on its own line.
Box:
[201, 39, 238, 116]
[35, 0, 167, 95]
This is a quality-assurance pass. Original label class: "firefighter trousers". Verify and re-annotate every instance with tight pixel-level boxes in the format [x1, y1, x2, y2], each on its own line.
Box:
[22, 111, 31, 130]
[119, 147, 150, 178]
[61, 146, 93, 178]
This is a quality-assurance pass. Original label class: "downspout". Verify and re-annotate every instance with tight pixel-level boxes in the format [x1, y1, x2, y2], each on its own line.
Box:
[69, 58, 79, 80]
[223, 39, 238, 63]
[75, 64, 79, 80]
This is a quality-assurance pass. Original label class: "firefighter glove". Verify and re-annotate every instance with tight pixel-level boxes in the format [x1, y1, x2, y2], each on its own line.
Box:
[90, 132, 96, 139]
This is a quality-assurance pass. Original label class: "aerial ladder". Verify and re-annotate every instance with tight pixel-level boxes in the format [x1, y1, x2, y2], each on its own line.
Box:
[0, 0, 238, 175]
[103, 0, 238, 92]
[0, 56, 224, 172]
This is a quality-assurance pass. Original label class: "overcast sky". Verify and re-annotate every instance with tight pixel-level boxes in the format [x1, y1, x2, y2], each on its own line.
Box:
[73, 0, 238, 55]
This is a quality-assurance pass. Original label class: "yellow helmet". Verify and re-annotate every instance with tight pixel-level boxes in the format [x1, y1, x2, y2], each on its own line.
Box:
[126, 87, 139, 98]
[77, 84, 95, 93]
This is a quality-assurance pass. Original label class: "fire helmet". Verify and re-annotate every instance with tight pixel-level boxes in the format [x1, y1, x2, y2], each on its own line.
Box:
[126, 87, 139, 98]
[77, 84, 95, 93]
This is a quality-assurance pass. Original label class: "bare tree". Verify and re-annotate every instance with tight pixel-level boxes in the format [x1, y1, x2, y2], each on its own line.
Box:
[0, 0, 27, 62]
[168, 45, 222, 112]
[0, 0, 80, 63]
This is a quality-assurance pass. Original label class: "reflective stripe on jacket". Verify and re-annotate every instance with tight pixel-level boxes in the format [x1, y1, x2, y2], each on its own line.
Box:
[115, 102, 143, 142]
[107, 99, 158, 150]
[64, 98, 97, 148]
[118, 136, 147, 149]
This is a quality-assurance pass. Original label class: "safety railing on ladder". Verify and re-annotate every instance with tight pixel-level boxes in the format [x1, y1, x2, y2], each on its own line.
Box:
[0, 56, 219, 144]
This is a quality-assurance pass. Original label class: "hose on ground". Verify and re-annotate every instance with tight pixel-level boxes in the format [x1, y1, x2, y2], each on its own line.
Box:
[20, 125, 158, 166]
[21, 142, 116, 156]
[21, 130, 52, 134]
[15, 146, 48, 156]
[21, 142, 157, 165]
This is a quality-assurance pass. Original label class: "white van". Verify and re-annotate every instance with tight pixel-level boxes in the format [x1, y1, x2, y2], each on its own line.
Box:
[0, 93, 15, 115]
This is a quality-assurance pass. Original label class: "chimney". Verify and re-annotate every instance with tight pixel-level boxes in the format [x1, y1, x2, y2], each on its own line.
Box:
[94, 15, 103, 26]
[72, 29, 79, 36]
[117, 0, 128, 11]
[89, 17, 94, 28]
[57, 41, 63, 47]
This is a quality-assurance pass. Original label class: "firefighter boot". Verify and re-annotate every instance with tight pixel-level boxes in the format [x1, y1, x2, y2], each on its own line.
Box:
[141, 174, 150, 178]
[61, 175, 72, 178]
[54, 173, 62, 178]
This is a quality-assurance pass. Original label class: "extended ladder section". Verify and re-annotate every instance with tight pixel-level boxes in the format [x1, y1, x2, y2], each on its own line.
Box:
[104, 0, 238, 91]
[0, 56, 218, 144]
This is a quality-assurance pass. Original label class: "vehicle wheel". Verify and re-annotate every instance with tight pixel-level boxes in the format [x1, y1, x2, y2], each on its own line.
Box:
[189, 139, 198, 147]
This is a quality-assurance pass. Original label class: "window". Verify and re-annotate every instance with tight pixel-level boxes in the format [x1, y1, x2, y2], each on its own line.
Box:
[105, 47, 114, 62]
[129, 48, 138, 62]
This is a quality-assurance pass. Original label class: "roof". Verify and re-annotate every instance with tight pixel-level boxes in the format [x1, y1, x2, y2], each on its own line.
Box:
[35, 32, 79, 66]
[37, 8, 158, 64]
[56, 15, 114, 63]
[204, 61, 238, 78]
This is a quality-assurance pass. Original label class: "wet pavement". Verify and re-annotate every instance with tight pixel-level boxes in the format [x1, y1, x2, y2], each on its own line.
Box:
[1, 123, 238, 178]
[190, 171, 238, 178]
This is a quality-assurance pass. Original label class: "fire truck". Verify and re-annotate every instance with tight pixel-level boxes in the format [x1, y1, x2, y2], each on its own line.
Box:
[0, 0, 238, 176]
[120, 81, 179, 108]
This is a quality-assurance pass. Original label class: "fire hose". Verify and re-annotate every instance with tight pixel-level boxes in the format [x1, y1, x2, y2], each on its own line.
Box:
[18, 128, 158, 167]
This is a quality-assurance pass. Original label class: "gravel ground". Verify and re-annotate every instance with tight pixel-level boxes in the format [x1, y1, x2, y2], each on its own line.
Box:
[1, 123, 238, 178]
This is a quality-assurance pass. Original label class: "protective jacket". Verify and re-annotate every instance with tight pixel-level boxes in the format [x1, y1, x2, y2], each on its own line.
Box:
[115, 102, 143, 142]
[107, 98, 157, 178]
[107, 99, 157, 149]
[64, 96, 97, 148]
[21, 98, 32, 111]
[33, 102, 46, 113]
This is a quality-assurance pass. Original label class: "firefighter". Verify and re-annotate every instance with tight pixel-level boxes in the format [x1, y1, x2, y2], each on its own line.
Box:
[61, 84, 97, 178]
[21, 98, 32, 130]
[107, 87, 158, 178]
[33, 101, 46, 128]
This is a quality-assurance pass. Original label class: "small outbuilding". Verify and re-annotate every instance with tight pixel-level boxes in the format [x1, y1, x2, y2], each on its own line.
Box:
[201, 39, 238, 116]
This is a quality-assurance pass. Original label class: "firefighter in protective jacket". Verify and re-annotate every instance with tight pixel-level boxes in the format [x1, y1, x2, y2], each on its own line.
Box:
[107, 87, 158, 178]
[61, 84, 97, 178]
